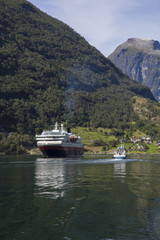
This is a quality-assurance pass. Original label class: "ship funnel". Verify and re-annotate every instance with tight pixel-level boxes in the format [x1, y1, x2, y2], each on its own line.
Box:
[66, 127, 71, 133]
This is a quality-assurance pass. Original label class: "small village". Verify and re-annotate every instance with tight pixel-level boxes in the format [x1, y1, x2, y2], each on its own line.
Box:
[129, 136, 160, 152]
[130, 136, 153, 144]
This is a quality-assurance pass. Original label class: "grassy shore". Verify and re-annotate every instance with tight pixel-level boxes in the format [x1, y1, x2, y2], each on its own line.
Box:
[84, 144, 159, 155]
[30, 126, 159, 155]
[72, 127, 159, 154]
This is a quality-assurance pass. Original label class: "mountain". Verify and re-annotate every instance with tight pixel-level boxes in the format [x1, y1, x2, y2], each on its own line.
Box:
[0, 0, 160, 154]
[109, 38, 160, 102]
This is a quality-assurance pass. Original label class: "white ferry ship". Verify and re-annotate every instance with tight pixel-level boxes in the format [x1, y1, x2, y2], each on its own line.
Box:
[36, 122, 84, 157]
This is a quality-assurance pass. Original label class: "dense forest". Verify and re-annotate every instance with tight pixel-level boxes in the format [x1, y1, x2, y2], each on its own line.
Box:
[0, 0, 160, 153]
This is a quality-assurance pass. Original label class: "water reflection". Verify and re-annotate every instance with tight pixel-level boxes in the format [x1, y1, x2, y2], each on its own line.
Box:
[35, 158, 82, 199]
[114, 162, 126, 182]
[153, 211, 160, 239]
[35, 158, 66, 199]
[1, 155, 160, 239]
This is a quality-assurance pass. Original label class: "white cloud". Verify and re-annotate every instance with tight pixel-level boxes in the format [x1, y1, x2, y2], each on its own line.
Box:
[29, 0, 160, 56]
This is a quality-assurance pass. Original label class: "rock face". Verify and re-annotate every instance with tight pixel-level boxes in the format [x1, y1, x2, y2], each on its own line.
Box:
[109, 38, 160, 101]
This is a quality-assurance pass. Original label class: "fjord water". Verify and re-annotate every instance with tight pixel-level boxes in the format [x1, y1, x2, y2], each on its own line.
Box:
[0, 155, 160, 240]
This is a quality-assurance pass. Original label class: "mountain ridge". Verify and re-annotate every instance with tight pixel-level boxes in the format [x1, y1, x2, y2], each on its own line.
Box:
[117, 38, 160, 55]
[109, 38, 160, 101]
[0, 0, 159, 150]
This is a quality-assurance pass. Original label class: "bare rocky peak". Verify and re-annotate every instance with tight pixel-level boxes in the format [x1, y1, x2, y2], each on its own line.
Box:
[109, 38, 160, 101]
[115, 38, 160, 55]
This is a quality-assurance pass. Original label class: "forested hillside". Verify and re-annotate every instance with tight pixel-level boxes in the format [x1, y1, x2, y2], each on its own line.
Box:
[0, 0, 160, 153]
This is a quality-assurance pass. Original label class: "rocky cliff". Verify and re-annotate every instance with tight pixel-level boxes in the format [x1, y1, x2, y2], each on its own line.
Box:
[109, 38, 160, 101]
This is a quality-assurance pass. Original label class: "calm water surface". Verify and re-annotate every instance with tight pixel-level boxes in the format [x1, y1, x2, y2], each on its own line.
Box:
[0, 154, 160, 240]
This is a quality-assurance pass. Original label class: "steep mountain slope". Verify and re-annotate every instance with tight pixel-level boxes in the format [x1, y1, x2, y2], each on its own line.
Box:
[109, 38, 160, 102]
[0, 1, 157, 137]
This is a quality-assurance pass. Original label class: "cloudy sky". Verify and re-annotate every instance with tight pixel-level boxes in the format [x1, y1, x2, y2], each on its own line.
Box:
[29, 0, 160, 57]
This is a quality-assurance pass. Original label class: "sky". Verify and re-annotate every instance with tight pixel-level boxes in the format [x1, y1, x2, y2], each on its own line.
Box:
[29, 0, 160, 57]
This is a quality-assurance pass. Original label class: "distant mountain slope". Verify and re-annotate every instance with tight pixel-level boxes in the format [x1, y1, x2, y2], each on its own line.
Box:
[0, 1, 157, 135]
[109, 38, 160, 102]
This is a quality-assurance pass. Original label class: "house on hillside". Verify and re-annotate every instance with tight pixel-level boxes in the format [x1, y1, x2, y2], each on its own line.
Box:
[145, 137, 153, 143]
[131, 137, 142, 143]
[155, 141, 160, 146]
[131, 136, 153, 144]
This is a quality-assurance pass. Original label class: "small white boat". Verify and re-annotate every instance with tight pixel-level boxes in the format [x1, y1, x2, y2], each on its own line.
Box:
[113, 142, 126, 159]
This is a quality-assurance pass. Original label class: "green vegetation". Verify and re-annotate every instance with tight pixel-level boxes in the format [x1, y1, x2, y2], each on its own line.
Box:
[0, 125, 159, 154]
[0, 132, 34, 154]
[146, 144, 159, 153]
[72, 127, 160, 154]
[0, 0, 160, 154]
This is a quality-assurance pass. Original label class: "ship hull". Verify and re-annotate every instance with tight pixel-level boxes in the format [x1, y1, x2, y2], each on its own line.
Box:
[113, 155, 126, 159]
[39, 145, 84, 158]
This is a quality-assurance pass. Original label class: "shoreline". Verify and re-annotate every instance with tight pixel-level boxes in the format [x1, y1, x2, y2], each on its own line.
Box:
[0, 146, 159, 156]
